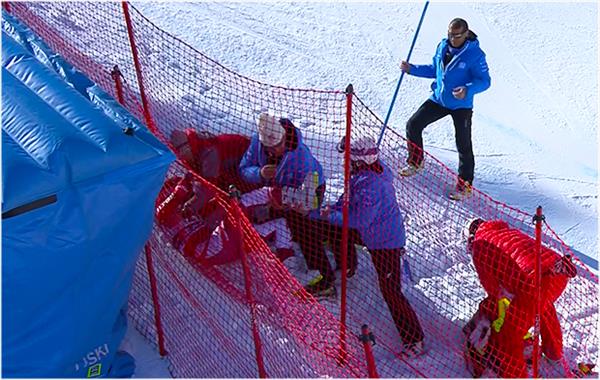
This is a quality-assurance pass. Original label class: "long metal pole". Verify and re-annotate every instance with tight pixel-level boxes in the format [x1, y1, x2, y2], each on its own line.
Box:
[532, 206, 544, 378]
[337, 84, 354, 367]
[359, 325, 380, 378]
[377, 1, 430, 146]
[110, 65, 125, 105]
[144, 243, 167, 356]
[232, 198, 267, 378]
[121, 1, 158, 134]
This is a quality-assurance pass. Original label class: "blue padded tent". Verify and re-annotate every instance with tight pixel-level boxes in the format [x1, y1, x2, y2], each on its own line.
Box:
[2, 11, 174, 377]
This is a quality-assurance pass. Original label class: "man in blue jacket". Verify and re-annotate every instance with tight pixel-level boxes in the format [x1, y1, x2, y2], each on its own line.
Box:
[313, 135, 425, 356]
[239, 112, 331, 284]
[399, 18, 491, 200]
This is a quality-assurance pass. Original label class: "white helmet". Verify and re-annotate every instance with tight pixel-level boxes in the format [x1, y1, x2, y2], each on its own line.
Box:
[257, 112, 284, 147]
[338, 135, 379, 165]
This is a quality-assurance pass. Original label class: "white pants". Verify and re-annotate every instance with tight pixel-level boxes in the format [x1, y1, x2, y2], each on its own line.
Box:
[240, 187, 293, 250]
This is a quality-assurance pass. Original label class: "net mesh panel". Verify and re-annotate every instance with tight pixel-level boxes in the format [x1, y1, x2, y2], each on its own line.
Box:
[129, 162, 367, 378]
[9, 2, 598, 378]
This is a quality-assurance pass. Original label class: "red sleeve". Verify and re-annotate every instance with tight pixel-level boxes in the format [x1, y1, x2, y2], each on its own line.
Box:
[185, 129, 212, 158]
[216, 134, 251, 163]
[214, 134, 259, 193]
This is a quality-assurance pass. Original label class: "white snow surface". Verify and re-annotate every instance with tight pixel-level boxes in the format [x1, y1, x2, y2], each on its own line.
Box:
[134, 1, 598, 260]
[125, 1, 598, 377]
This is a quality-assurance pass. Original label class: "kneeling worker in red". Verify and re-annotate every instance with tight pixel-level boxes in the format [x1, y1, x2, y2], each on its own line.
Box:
[463, 219, 577, 378]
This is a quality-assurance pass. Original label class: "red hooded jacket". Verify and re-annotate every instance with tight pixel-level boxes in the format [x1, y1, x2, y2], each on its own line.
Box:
[185, 129, 260, 193]
[468, 220, 576, 377]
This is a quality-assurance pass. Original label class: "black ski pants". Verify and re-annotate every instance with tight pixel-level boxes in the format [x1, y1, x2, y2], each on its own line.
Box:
[281, 184, 336, 283]
[317, 221, 425, 345]
[327, 223, 360, 274]
[285, 210, 335, 284]
[370, 247, 424, 345]
[406, 99, 474, 184]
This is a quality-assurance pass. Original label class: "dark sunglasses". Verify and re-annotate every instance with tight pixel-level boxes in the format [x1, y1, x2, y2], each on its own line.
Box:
[448, 30, 467, 39]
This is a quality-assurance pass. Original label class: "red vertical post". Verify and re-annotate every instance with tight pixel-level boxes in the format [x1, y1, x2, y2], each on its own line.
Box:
[532, 206, 544, 378]
[144, 243, 167, 356]
[121, 1, 158, 134]
[359, 325, 379, 378]
[337, 84, 353, 366]
[110, 65, 125, 105]
[230, 196, 267, 378]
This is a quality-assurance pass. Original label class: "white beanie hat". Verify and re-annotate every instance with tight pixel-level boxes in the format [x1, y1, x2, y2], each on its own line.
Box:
[349, 135, 379, 165]
[257, 112, 285, 147]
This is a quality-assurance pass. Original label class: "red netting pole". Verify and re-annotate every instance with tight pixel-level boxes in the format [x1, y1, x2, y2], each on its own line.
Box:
[110, 65, 125, 105]
[120, 1, 158, 135]
[359, 325, 379, 378]
[337, 83, 354, 366]
[231, 197, 267, 378]
[144, 243, 167, 356]
[2, 1, 11, 13]
[532, 206, 544, 378]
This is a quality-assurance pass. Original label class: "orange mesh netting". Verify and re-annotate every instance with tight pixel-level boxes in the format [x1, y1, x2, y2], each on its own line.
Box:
[7, 2, 598, 378]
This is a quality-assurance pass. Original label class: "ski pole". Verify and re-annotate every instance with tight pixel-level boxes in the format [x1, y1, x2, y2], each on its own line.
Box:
[377, 1, 430, 147]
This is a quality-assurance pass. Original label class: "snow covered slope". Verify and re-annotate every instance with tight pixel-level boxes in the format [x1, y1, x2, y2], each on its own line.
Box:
[121, 2, 598, 376]
[134, 1, 598, 262]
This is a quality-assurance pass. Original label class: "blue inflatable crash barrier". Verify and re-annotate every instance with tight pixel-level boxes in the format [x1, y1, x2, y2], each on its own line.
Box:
[2, 10, 174, 378]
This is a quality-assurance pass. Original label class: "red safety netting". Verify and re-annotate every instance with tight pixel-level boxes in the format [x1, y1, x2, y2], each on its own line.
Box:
[7, 2, 598, 378]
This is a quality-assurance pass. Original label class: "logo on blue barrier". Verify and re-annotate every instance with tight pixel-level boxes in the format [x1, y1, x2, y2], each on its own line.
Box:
[75, 343, 110, 374]
[87, 364, 102, 378]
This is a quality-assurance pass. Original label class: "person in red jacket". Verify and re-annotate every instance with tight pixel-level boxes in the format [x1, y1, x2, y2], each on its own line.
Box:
[170, 128, 260, 193]
[156, 172, 296, 265]
[155, 172, 234, 264]
[463, 219, 577, 378]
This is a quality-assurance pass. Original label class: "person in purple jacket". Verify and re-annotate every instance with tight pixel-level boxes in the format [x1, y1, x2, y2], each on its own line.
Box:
[399, 18, 491, 200]
[314, 135, 425, 357]
[239, 112, 329, 280]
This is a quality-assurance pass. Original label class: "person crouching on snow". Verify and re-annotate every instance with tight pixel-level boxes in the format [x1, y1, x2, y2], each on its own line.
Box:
[239, 113, 329, 283]
[170, 128, 260, 194]
[463, 218, 577, 378]
[156, 172, 298, 265]
[311, 135, 425, 357]
[155, 172, 229, 264]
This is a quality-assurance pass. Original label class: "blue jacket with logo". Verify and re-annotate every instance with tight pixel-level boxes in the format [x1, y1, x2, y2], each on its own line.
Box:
[239, 123, 325, 189]
[321, 162, 406, 250]
[409, 38, 491, 110]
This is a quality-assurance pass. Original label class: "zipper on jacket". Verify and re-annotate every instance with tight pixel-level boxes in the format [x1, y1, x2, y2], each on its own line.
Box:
[446, 41, 470, 72]
[440, 41, 471, 107]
